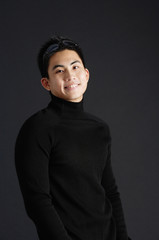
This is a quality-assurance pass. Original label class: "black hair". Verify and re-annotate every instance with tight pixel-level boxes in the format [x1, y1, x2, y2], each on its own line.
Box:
[37, 36, 85, 78]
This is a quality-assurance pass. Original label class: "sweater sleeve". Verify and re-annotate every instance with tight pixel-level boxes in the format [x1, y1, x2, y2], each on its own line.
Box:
[15, 119, 72, 240]
[101, 128, 131, 240]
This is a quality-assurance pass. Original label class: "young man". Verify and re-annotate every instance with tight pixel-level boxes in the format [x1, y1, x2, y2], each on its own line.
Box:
[15, 36, 131, 240]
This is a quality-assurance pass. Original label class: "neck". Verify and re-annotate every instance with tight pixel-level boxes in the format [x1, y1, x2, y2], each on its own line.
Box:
[48, 94, 84, 116]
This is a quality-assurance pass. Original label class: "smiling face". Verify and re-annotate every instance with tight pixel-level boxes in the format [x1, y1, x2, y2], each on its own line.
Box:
[41, 49, 89, 102]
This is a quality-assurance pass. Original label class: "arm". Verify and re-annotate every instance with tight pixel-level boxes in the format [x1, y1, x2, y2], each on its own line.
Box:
[101, 129, 131, 240]
[15, 119, 72, 240]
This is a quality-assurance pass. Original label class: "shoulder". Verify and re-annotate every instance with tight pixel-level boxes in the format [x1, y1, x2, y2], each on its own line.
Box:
[17, 104, 59, 138]
[15, 105, 57, 156]
[83, 111, 111, 138]
[83, 110, 109, 127]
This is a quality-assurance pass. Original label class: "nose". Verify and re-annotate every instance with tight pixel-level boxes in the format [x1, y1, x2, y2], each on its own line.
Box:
[64, 69, 75, 81]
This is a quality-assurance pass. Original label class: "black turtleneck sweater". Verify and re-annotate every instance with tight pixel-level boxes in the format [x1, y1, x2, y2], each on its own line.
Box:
[15, 94, 130, 240]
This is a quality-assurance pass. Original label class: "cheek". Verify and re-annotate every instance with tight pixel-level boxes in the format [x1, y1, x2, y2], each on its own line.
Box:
[80, 74, 88, 91]
[52, 79, 62, 88]
[79, 71, 87, 81]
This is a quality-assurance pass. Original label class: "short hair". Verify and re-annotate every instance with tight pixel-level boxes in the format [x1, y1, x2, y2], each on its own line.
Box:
[37, 36, 86, 78]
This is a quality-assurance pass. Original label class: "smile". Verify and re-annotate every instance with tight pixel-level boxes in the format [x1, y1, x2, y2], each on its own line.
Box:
[64, 84, 79, 90]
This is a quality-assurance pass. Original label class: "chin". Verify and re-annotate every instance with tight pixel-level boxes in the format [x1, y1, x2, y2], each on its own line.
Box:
[66, 94, 83, 102]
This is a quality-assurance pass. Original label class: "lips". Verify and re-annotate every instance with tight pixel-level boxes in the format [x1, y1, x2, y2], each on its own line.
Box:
[64, 83, 80, 90]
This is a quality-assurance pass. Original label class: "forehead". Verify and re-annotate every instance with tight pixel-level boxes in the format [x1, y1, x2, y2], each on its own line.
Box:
[49, 49, 82, 65]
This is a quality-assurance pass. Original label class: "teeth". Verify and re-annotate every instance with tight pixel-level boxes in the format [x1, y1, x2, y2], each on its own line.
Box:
[67, 84, 78, 88]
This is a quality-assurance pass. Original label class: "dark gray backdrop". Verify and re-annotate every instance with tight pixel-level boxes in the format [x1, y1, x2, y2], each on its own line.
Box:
[1, 0, 159, 239]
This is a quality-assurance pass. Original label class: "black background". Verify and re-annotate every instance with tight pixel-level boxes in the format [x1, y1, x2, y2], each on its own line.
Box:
[1, 0, 159, 239]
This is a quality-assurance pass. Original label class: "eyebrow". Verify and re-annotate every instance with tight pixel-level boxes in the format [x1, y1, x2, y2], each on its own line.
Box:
[70, 60, 81, 65]
[52, 64, 64, 70]
[52, 60, 81, 71]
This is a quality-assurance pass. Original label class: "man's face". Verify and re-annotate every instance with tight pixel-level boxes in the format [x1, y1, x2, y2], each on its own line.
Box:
[41, 49, 89, 102]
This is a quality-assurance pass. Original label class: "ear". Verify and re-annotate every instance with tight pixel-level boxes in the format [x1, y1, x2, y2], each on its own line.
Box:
[41, 78, 51, 91]
[85, 68, 90, 82]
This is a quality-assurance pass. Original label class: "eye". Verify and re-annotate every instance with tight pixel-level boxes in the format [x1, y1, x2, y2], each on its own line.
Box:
[73, 65, 79, 70]
[55, 69, 64, 74]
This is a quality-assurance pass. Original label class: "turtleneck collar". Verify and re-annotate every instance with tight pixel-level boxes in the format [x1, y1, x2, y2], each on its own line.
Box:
[48, 94, 84, 116]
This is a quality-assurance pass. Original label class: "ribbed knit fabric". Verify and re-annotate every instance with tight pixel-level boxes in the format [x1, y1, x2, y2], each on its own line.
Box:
[15, 94, 130, 240]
